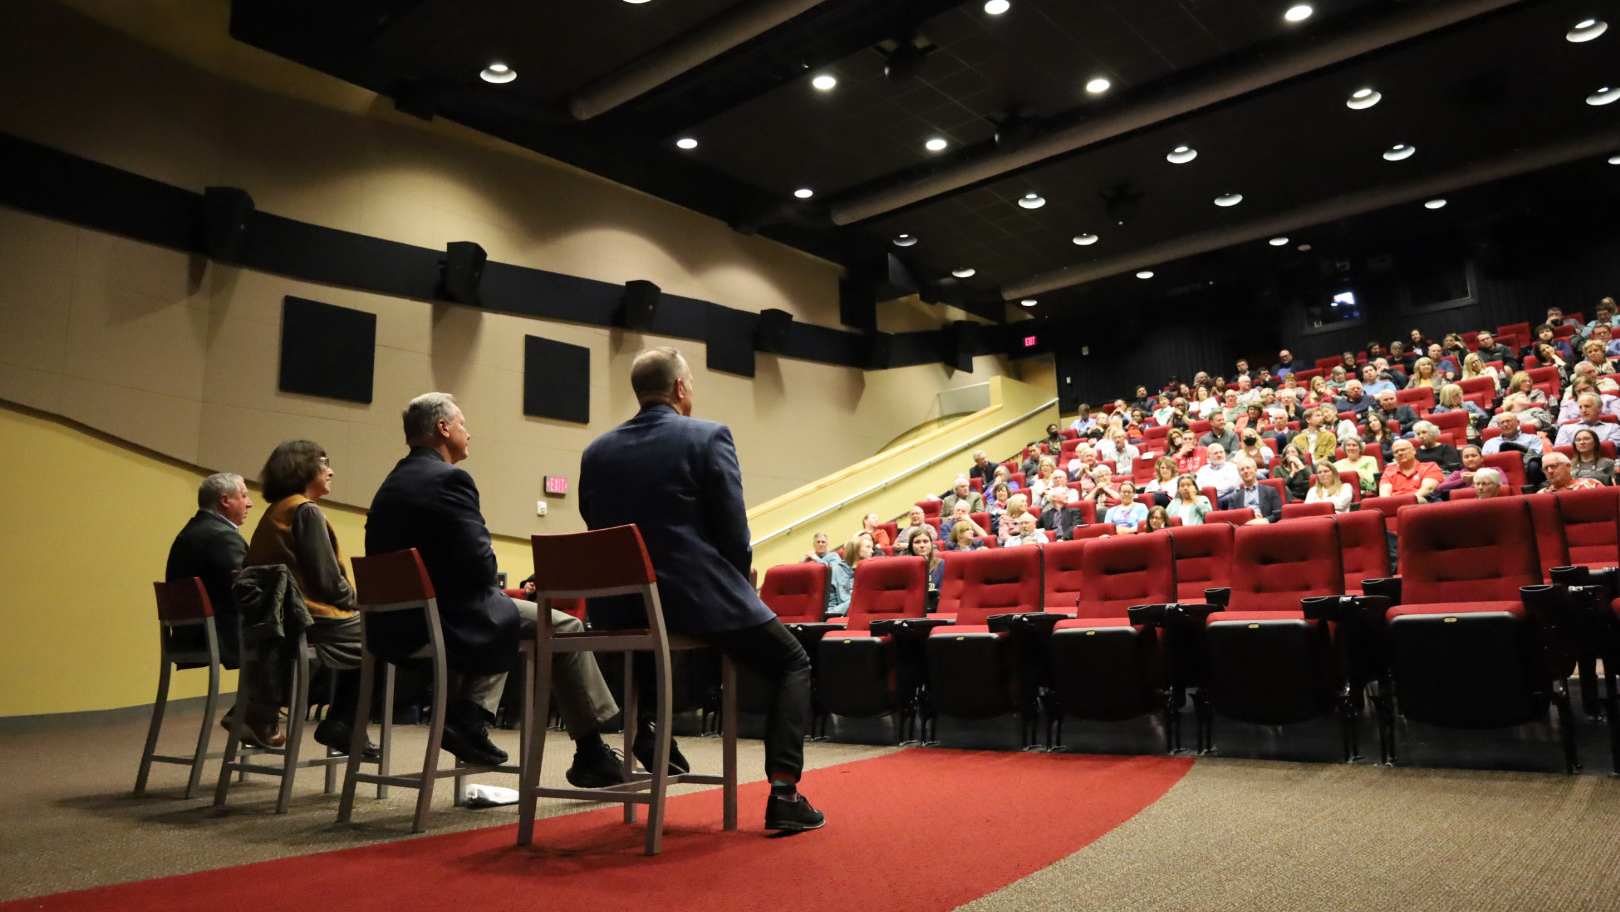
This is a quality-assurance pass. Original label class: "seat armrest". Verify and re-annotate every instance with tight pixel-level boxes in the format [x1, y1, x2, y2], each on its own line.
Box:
[987, 612, 1064, 634]
[784, 622, 841, 645]
[874, 617, 951, 639]
[1299, 595, 1348, 622]
[1125, 603, 1173, 628]
[1168, 602, 1224, 624]
[1203, 588, 1231, 608]
[1552, 566, 1620, 600]
[1360, 577, 1402, 602]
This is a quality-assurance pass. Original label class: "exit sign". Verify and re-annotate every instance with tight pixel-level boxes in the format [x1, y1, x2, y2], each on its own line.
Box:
[1024, 335, 1038, 348]
[544, 476, 569, 495]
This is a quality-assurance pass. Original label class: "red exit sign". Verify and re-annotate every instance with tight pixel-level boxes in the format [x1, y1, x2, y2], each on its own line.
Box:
[1023, 335, 1038, 348]
[543, 476, 569, 495]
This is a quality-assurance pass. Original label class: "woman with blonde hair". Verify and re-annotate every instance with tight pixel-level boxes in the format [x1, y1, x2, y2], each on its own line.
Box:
[947, 517, 985, 551]
[1141, 456, 1180, 505]
[1304, 464, 1354, 512]
[1433, 383, 1489, 440]
[1406, 357, 1439, 389]
[1462, 351, 1502, 390]
[1505, 370, 1548, 406]
[998, 494, 1030, 545]
[842, 530, 876, 569]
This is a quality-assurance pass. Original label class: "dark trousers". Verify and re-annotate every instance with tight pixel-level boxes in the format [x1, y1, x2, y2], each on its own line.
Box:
[632, 619, 812, 782]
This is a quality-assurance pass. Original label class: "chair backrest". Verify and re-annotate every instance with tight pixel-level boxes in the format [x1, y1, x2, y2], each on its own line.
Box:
[1042, 539, 1090, 610]
[1076, 533, 1176, 618]
[937, 546, 1044, 625]
[1167, 522, 1236, 602]
[1398, 499, 1542, 605]
[758, 562, 829, 624]
[1360, 495, 1417, 532]
[1557, 487, 1620, 569]
[970, 511, 991, 531]
[1525, 366, 1559, 385]
[353, 548, 438, 603]
[1073, 523, 1117, 540]
[1205, 508, 1256, 526]
[1132, 455, 1157, 482]
[1553, 443, 1620, 460]
[917, 500, 942, 517]
[1428, 411, 1469, 434]
[1333, 509, 1390, 593]
[1397, 387, 1435, 412]
[1457, 377, 1495, 398]
[154, 577, 214, 624]
[878, 521, 900, 545]
[1528, 494, 1568, 578]
[970, 477, 983, 492]
[1281, 501, 1335, 520]
[1260, 477, 1288, 503]
[1339, 470, 1364, 503]
[1228, 518, 1344, 612]
[1479, 451, 1526, 490]
[1075, 500, 1098, 524]
[847, 556, 929, 628]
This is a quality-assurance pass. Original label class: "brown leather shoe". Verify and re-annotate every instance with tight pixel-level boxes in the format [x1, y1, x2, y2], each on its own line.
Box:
[234, 705, 286, 749]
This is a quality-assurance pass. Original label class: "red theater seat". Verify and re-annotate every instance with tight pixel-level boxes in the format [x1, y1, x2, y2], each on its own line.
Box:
[925, 546, 1046, 745]
[1281, 502, 1335, 520]
[815, 557, 929, 740]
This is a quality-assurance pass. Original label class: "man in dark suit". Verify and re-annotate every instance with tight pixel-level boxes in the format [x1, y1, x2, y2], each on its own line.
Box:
[1218, 457, 1282, 524]
[579, 347, 824, 833]
[1370, 390, 1420, 434]
[1037, 485, 1086, 540]
[367, 393, 621, 784]
[165, 472, 252, 668]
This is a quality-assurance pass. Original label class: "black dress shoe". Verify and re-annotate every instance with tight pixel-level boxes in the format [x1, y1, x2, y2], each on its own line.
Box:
[764, 794, 826, 832]
[314, 719, 381, 761]
[565, 741, 627, 788]
[441, 702, 508, 766]
[632, 722, 691, 776]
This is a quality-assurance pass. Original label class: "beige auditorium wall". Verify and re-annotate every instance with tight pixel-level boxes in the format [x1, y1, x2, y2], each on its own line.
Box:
[0, 1, 1009, 547]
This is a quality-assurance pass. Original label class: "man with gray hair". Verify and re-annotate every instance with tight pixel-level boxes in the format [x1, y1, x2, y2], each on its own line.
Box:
[367, 393, 624, 784]
[1554, 393, 1620, 448]
[1471, 467, 1506, 499]
[580, 347, 825, 833]
[166, 472, 253, 669]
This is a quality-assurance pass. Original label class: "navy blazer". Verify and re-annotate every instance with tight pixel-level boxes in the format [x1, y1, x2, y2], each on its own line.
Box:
[1219, 483, 1283, 524]
[165, 510, 245, 666]
[364, 448, 520, 675]
[579, 404, 774, 634]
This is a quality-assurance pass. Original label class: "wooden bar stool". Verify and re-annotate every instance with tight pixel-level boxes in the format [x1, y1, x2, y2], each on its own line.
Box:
[135, 578, 226, 799]
[339, 549, 527, 833]
[517, 525, 738, 857]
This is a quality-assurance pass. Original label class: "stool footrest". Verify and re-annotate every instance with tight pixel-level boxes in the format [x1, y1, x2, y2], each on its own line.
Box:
[221, 756, 345, 776]
[529, 785, 655, 804]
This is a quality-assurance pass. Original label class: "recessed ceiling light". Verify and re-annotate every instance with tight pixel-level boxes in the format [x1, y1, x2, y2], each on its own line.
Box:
[925, 137, 948, 152]
[480, 63, 516, 84]
[952, 268, 977, 278]
[1346, 88, 1382, 110]
[1073, 233, 1099, 245]
[1568, 19, 1608, 42]
[1085, 77, 1111, 94]
[1269, 237, 1289, 246]
[984, 0, 1011, 14]
[1214, 192, 1243, 207]
[1297, 243, 1312, 251]
[1136, 270, 1155, 279]
[623, 0, 653, 4]
[675, 137, 698, 150]
[1425, 199, 1447, 209]
[1018, 193, 1046, 209]
[1284, 4, 1313, 23]
[1383, 143, 1416, 161]
[1020, 298, 1038, 307]
[1587, 86, 1620, 106]
[893, 234, 918, 247]
[811, 74, 837, 91]
[1166, 145, 1198, 164]
[1610, 154, 1620, 165]
[794, 188, 814, 199]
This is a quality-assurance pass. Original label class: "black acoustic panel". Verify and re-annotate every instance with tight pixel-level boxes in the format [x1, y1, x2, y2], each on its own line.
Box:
[248, 213, 441, 300]
[950, 320, 980, 372]
[523, 335, 590, 424]
[278, 296, 376, 404]
[202, 186, 254, 263]
[0, 132, 200, 252]
[863, 331, 894, 370]
[706, 304, 759, 377]
[479, 261, 622, 324]
[839, 278, 876, 331]
[755, 308, 793, 353]
[440, 240, 486, 304]
[890, 329, 951, 368]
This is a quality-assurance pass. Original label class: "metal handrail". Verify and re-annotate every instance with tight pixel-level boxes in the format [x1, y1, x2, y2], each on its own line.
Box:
[750, 397, 1058, 547]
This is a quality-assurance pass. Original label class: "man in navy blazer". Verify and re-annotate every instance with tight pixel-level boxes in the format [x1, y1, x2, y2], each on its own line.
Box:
[367, 393, 621, 784]
[579, 347, 824, 833]
[1217, 456, 1283, 524]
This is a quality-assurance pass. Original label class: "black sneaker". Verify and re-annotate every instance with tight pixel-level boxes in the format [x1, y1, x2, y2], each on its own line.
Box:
[565, 741, 627, 788]
[764, 794, 826, 832]
[314, 719, 381, 761]
[441, 702, 508, 766]
[632, 721, 691, 776]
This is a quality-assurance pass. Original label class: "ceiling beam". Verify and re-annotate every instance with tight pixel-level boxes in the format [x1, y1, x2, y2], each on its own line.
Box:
[1002, 125, 1620, 300]
[826, 0, 1526, 226]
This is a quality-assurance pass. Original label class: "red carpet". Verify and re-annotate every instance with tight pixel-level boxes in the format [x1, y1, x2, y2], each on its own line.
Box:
[11, 749, 1191, 912]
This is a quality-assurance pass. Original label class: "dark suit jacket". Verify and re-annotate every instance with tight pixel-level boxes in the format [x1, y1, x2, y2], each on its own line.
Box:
[579, 404, 774, 634]
[1038, 505, 1085, 540]
[1219, 484, 1283, 524]
[365, 448, 519, 675]
[1373, 404, 1420, 431]
[165, 510, 245, 666]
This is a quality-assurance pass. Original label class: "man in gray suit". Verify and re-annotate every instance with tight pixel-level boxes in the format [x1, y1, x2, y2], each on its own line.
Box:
[579, 347, 824, 833]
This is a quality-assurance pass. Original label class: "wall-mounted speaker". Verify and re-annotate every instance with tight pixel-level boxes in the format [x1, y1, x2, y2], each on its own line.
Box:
[863, 332, 894, 370]
[755, 308, 793, 353]
[202, 186, 254, 264]
[949, 320, 979, 372]
[440, 241, 487, 304]
[620, 279, 662, 331]
[839, 279, 876, 331]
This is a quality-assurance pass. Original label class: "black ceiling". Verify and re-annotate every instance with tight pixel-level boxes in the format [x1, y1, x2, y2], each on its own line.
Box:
[230, 0, 1620, 323]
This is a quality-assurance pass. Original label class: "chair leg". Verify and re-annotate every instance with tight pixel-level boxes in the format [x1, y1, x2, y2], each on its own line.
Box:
[721, 656, 738, 832]
[276, 649, 311, 815]
[213, 690, 249, 807]
[1553, 682, 1581, 774]
[622, 654, 639, 825]
[377, 662, 394, 799]
[134, 658, 171, 797]
[518, 643, 554, 847]
[338, 652, 377, 824]
[187, 659, 222, 799]
[645, 646, 673, 857]
[414, 651, 448, 834]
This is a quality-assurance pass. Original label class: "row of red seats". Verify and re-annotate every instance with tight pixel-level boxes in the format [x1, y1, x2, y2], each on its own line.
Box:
[758, 487, 1620, 771]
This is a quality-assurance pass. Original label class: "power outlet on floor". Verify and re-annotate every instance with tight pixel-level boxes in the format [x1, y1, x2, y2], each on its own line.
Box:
[535, 500, 547, 516]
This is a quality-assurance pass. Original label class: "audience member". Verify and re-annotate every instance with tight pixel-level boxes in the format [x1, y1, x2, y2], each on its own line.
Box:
[1003, 511, 1050, 547]
[1144, 506, 1173, 532]
[1219, 457, 1280, 524]
[1380, 438, 1443, 501]
[941, 500, 990, 543]
[967, 450, 996, 485]
[1569, 427, 1615, 485]
[997, 494, 1030, 545]
[907, 528, 945, 590]
[1068, 404, 1097, 436]
[1432, 384, 1489, 439]
[1199, 411, 1240, 453]
[1305, 464, 1354, 512]
[1276, 444, 1313, 501]
[1411, 421, 1462, 473]
[165, 472, 251, 672]
[1361, 364, 1396, 398]
[1088, 465, 1123, 510]
[1472, 467, 1506, 499]
[1483, 411, 1544, 461]
[1337, 379, 1375, 417]
[896, 504, 933, 550]
[1539, 451, 1604, 493]
[941, 476, 986, 515]
[1196, 443, 1242, 500]
[1363, 411, 1398, 461]
[1472, 330, 1518, 373]
[1167, 428, 1207, 474]
[1555, 394, 1620, 448]
[1292, 406, 1337, 463]
[1335, 436, 1379, 494]
[1370, 390, 1419, 432]
[1039, 484, 1086, 539]
[1141, 456, 1180, 504]
[1462, 351, 1504, 390]
[946, 518, 985, 551]
[804, 533, 854, 617]
[1434, 444, 1486, 497]
[860, 512, 892, 548]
